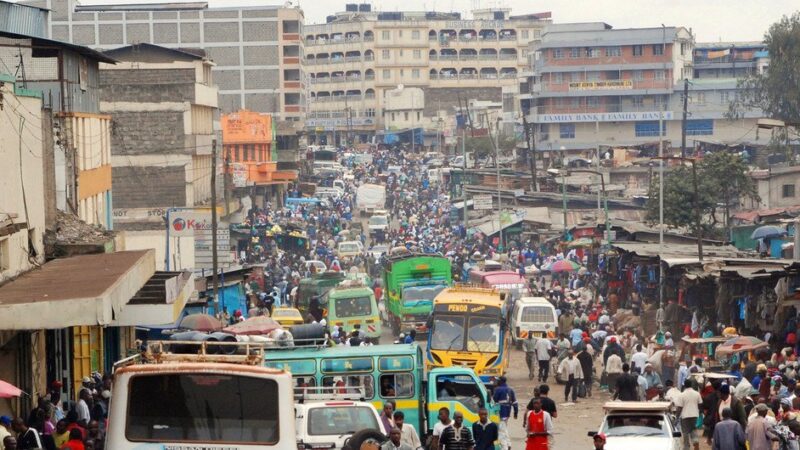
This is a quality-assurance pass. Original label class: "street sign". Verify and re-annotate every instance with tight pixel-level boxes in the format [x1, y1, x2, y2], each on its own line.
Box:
[473, 195, 493, 210]
[512, 189, 524, 197]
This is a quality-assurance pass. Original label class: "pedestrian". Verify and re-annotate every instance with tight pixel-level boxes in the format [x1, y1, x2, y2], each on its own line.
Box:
[592, 433, 606, 450]
[76, 389, 92, 427]
[522, 334, 537, 380]
[492, 376, 518, 450]
[10, 419, 41, 450]
[381, 428, 413, 450]
[613, 363, 640, 401]
[675, 380, 702, 450]
[558, 349, 583, 402]
[524, 398, 553, 450]
[472, 408, 498, 450]
[393, 411, 421, 450]
[2, 436, 16, 450]
[745, 404, 774, 450]
[430, 407, 452, 450]
[52, 420, 69, 449]
[380, 402, 395, 435]
[712, 407, 746, 450]
[577, 347, 594, 398]
[439, 411, 474, 450]
[534, 335, 553, 382]
[60, 429, 85, 450]
[0, 416, 11, 448]
[605, 352, 623, 394]
[630, 344, 649, 373]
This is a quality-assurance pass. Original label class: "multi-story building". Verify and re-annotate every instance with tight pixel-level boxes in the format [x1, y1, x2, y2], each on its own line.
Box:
[304, 5, 551, 145]
[523, 25, 768, 155]
[24, 0, 305, 139]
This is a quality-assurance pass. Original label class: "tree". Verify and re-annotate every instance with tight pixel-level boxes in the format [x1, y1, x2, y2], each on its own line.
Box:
[645, 153, 758, 236]
[728, 12, 800, 125]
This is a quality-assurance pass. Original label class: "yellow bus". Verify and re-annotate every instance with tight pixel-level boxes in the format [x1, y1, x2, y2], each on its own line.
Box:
[426, 286, 509, 385]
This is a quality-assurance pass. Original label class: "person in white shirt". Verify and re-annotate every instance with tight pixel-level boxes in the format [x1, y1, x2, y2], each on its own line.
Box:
[630, 344, 649, 373]
[605, 353, 624, 394]
[674, 380, 703, 450]
[664, 380, 682, 406]
[393, 411, 422, 450]
[76, 388, 92, 425]
[430, 407, 452, 450]
[558, 350, 583, 402]
[534, 337, 554, 382]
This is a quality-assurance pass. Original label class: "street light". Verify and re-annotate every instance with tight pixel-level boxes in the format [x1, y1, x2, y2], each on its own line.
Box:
[652, 156, 703, 261]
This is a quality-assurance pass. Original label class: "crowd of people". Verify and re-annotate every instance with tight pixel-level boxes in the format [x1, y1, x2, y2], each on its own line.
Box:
[0, 376, 108, 450]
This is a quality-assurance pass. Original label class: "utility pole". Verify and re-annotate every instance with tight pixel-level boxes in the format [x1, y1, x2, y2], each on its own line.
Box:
[487, 115, 503, 250]
[522, 115, 537, 191]
[210, 139, 219, 312]
[681, 78, 689, 158]
[223, 147, 231, 216]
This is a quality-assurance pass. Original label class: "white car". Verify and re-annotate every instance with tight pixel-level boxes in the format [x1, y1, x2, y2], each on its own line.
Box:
[590, 402, 681, 450]
[369, 244, 389, 260]
[305, 260, 327, 273]
[295, 400, 387, 450]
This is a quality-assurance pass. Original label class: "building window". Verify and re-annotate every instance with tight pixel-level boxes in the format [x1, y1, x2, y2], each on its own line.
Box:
[652, 44, 664, 56]
[783, 184, 796, 198]
[553, 49, 564, 59]
[0, 237, 8, 271]
[522, 30, 529, 39]
[404, 112, 409, 121]
[398, 30, 403, 37]
[655, 70, 665, 80]
[570, 98, 580, 108]
[391, 112, 396, 121]
[632, 96, 644, 108]
[399, 49, 404, 57]
[633, 70, 644, 81]
[720, 91, 731, 103]
[681, 42, 687, 56]
[606, 47, 621, 57]
[570, 47, 580, 58]
[413, 49, 421, 59]
[552, 73, 563, 83]
[382, 30, 390, 40]
[585, 47, 599, 58]
[586, 71, 600, 81]
[686, 119, 714, 136]
[587, 97, 599, 108]
[417, 111, 421, 120]
[695, 92, 706, 105]
[399, 69, 404, 77]
[559, 123, 575, 139]
[635, 121, 666, 137]
[633, 45, 643, 57]
[412, 30, 420, 40]
[412, 69, 420, 79]
[382, 49, 390, 59]
[570, 72, 581, 82]
[366, 108, 376, 117]
[383, 69, 390, 79]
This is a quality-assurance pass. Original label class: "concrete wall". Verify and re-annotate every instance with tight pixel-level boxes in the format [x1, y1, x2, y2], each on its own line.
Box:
[423, 87, 503, 117]
[0, 82, 47, 284]
[754, 169, 800, 209]
[116, 230, 195, 271]
[109, 109, 187, 155]
[99, 68, 197, 103]
[112, 165, 187, 209]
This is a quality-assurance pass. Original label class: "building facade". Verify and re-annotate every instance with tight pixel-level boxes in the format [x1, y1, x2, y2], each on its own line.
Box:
[304, 6, 551, 145]
[523, 25, 768, 155]
[25, 0, 305, 132]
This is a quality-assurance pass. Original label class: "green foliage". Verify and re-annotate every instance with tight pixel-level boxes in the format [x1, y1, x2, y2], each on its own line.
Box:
[645, 153, 759, 232]
[727, 12, 800, 123]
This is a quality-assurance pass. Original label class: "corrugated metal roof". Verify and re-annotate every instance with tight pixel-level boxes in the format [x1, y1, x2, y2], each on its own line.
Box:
[612, 242, 741, 260]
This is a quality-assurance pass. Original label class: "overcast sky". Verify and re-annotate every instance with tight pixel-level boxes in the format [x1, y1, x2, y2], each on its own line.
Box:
[71, 0, 798, 42]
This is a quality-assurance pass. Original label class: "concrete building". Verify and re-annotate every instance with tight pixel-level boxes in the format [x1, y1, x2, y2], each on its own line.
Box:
[24, 0, 305, 139]
[522, 25, 768, 155]
[747, 165, 800, 210]
[304, 5, 551, 145]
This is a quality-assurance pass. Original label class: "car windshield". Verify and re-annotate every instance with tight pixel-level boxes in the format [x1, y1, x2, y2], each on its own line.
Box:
[339, 243, 360, 253]
[602, 415, 669, 437]
[402, 285, 447, 304]
[369, 216, 388, 226]
[126, 373, 279, 444]
[466, 316, 500, 352]
[333, 296, 373, 318]
[307, 406, 379, 436]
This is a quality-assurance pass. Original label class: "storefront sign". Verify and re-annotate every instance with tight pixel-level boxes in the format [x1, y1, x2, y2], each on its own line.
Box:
[568, 80, 633, 91]
[231, 163, 248, 188]
[473, 195, 494, 210]
[535, 111, 674, 123]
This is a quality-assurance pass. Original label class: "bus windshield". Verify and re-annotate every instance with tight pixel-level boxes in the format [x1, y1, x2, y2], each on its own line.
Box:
[431, 312, 501, 353]
[126, 373, 279, 444]
[402, 285, 447, 305]
[334, 296, 373, 317]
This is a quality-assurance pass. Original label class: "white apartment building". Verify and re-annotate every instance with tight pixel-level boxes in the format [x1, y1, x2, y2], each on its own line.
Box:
[304, 5, 551, 145]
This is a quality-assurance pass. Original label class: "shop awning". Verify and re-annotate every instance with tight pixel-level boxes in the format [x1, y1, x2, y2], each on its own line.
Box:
[611, 242, 741, 260]
[0, 250, 155, 330]
[112, 270, 195, 326]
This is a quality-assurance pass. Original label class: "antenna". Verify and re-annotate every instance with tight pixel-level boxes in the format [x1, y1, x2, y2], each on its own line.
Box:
[15, 45, 27, 88]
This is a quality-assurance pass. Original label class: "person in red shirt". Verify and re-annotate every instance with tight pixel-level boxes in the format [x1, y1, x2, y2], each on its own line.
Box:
[60, 429, 85, 450]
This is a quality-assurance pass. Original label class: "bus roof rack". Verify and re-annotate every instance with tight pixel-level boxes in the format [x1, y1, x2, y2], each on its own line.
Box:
[293, 386, 367, 403]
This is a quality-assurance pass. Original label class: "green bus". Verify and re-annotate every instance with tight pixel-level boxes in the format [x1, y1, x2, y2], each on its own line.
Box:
[296, 271, 345, 319]
[262, 343, 499, 441]
[326, 280, 382, 338]
[383, 254, 452, 336]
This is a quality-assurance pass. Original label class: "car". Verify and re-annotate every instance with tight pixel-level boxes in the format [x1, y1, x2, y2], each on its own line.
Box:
[271, 307, 305, 329]
[305, 260, 327, 273]
[589, 402, 681, 450]
[295, 400, 387, 450]
[337, 240, 364, 259]
[367, 213, 389, 236]
[369, 244, 389, 260]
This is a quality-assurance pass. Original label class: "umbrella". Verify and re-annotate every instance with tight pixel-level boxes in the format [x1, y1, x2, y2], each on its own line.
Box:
[222, 316, 282, 336]
[178, 313, 225, 332]
[567, 237, 594, 249]
[544, 259, 581, 273]
[715, 336, 769, 355]
[0, 379, 23, 398]
[750, 225, 787, 240]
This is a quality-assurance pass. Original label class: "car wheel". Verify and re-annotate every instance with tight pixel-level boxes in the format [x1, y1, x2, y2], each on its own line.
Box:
[343, 429, 387, 450]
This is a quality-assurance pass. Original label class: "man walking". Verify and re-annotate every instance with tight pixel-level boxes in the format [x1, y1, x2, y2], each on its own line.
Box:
[613, 363, 639, 401]
[492, 376, 518, 450]
[10, 419, 40, 450]
[471, 408, 498, 450]
[524, 398, 553, 450]
[439, 411, 474, 450]
[534, 335, 553, 382]
[393, 411, 421, 450]
[675, 380, 702, 450]
[745, 404, 774, 450]
[381, 428, 413, 450]
[712, 408, 746, 450]
[577, 347, 594, 398]
[557, 349, 583, 403]
[522, 334, 537, 380]
[431, 407, 452, 450]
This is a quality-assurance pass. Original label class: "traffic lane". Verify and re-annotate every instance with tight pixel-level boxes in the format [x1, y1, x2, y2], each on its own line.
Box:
[502, 346, 609, 450]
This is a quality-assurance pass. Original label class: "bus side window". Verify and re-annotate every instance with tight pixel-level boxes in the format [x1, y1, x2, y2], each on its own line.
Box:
[379, 373, 414, 398]
[322, 375, 374, 399]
